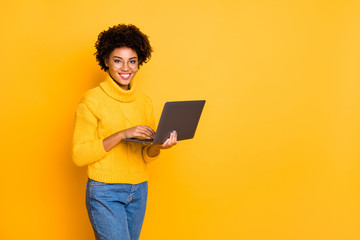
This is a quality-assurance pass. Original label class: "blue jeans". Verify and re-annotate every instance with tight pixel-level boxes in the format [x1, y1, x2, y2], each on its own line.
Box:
[86, 179, 148, 240]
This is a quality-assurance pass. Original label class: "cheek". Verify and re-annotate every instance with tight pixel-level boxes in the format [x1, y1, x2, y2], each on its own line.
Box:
[108, 67, 117, 75]
[130, 69, 138, 77]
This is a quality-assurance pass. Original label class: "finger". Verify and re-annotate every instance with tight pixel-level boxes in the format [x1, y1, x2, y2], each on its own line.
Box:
[162, 138, 171, 148]
[171, 131, 178, 145]
[148, 127, 156, 135]
[139, 133, 152, 139]
[143, 126, 155, 134]
[139, 126, 156, 138]
[136, 127, 155, 139]
[174, 132, 178, 143]
[141, 129, 154, 138]
[169, 133, 176, 145]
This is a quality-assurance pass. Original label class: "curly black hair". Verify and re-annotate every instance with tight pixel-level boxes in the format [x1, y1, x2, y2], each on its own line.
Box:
[94, 24, 153, 71]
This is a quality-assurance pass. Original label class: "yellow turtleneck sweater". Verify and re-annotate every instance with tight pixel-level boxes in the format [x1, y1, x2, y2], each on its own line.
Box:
[72, 75, 159, 184]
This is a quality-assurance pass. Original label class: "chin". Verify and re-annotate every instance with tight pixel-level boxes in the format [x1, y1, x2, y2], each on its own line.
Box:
[116, 79, 131, 89]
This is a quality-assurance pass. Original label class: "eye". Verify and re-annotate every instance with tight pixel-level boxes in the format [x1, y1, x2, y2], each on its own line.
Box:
[130, 60, 137, 64]
[114, 59, 121, 63]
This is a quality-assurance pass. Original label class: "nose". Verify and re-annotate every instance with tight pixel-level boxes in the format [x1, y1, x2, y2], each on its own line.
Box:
[121, 62, 129, 71]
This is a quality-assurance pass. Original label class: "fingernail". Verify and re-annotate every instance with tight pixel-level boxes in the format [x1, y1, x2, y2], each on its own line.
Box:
[173, 130, 177, 135]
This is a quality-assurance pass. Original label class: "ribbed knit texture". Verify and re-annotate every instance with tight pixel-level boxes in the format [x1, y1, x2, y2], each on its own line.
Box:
[72, 75, 159, 184]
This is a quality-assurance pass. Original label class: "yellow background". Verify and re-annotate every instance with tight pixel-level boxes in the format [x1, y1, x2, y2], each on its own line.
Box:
[0, 0, 359, 239]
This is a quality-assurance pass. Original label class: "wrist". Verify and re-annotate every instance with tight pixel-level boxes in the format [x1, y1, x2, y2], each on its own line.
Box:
[117, 130, 127, 140]
[147, 146, 160, 158]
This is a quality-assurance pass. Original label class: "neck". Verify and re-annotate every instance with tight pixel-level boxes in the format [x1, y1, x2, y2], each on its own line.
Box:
[100, 74, 137, 103]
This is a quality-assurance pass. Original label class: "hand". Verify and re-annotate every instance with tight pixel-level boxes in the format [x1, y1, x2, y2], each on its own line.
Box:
[146, 131, 178, 157]
[150, 131, 178, 151]
[159, 130, 179, 149]
[123, 125, 155, 139]
[103, 125, 155, 152]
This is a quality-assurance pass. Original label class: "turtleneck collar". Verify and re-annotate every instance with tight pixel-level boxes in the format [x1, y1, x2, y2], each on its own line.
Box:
[100, 74, 137, 102]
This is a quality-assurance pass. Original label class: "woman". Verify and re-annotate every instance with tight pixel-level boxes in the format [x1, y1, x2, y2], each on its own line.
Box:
[72, 24, 177, 240]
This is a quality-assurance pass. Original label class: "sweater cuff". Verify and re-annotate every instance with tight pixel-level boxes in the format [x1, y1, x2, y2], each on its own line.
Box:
[142, 146, 160, 164]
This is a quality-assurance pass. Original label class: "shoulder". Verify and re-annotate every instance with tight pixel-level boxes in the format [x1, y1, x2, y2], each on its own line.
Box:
[77, 86, 105, 113]
[136, 92, 153, 107]
[136, 91, 153, 103]
[80, 86, 102, 102]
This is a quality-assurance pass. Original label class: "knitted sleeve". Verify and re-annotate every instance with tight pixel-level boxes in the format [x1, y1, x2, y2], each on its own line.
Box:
[142, 97, 160, 164]
[72, 101, 108, 167]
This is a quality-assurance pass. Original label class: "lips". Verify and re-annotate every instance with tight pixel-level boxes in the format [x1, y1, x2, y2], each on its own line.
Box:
[119, 73, 131, 80]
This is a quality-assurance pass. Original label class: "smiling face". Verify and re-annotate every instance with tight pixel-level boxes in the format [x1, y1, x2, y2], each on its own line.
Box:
[105, 47, 139, 90]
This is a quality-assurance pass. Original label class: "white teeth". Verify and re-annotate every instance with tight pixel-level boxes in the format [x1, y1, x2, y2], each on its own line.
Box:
[120, 74, 130, 77]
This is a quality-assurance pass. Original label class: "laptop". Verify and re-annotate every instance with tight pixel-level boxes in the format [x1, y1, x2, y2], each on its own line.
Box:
[122, 100, 205, 145]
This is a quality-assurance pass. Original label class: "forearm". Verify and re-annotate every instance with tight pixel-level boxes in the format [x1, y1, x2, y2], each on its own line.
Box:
[103, 125, 155, 152]
[72, 139, 108, 167]
[146, 145, 161, 158]
[103, 131, 127, 152]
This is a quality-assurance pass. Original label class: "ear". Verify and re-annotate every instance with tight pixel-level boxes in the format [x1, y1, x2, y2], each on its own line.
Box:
[104, 58, 109, 67]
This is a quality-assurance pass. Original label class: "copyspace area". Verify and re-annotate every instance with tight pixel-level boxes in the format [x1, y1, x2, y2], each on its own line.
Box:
[0, 1, 359, 239]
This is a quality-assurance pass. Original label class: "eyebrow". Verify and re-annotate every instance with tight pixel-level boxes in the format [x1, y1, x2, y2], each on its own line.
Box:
[113, 56, 137, 60]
